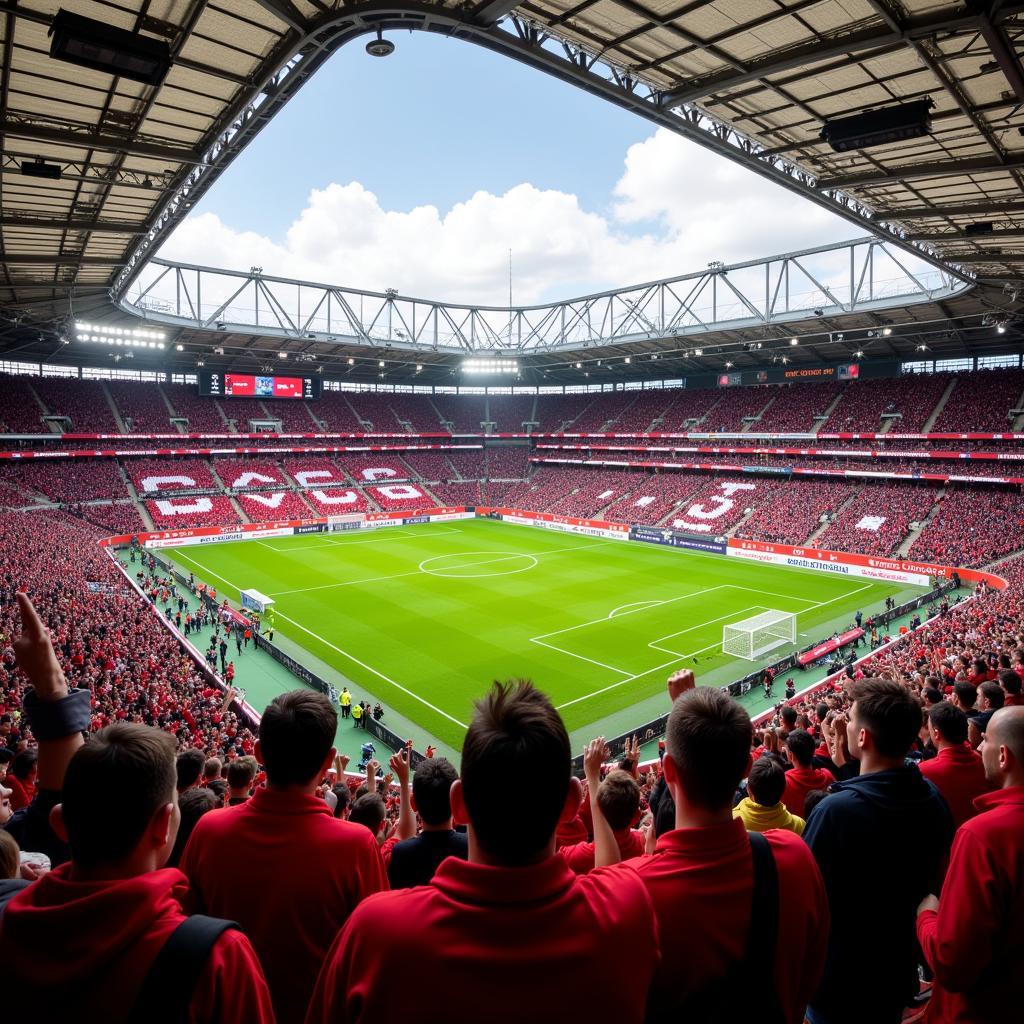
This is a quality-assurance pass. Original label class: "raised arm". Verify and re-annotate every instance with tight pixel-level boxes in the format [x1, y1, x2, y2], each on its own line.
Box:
[585, 738, 618, 868]
[388, 743, 416, 841]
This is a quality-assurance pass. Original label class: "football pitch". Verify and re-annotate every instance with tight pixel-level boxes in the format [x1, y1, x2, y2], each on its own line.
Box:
[165, 518, 916, 750]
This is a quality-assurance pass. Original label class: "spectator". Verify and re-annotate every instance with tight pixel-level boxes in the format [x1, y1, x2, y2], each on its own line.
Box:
[615, 681, 828, 1022]
[180, 690, 386, 1024]
[781, 730, 835, 816]
[916, 706, 1024, 1022]
[7, 749, 37, 811]
[168, 787, 221, 868]
[331, 784, 351, 819]
[951, 682, 977, 714]
[226, 755, 257, 805]
[349, 793, 386, 837]
[384, 753, 468, 889]
[559, 769, 645, 874]
[1000, 669, 1022, 706]
[176, 749, 205, 793]
[0, 724, 274, 1023]
[307, 680, 659, 1024]
[0, 828, 18, 880]
[804, 678, 954, 1024]
[734, 756, 806, 835]
[202, 756, 223, 784]
[920, 704, 990, 828]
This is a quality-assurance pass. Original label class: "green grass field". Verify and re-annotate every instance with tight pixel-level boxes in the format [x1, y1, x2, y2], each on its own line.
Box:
[165, 518, 916, 749]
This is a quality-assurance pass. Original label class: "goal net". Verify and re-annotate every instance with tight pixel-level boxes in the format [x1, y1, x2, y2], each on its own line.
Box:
[722, 610, 797, 661]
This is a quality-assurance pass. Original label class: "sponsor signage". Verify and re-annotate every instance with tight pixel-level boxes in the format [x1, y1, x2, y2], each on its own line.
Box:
[630, 526, 728, 554]
[294, 523, 327, 535]
[403, 515, 431, 525]
[797, 628, 864, 667]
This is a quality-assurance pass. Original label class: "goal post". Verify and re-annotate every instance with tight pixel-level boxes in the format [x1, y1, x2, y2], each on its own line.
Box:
[722, 610, 797, 661]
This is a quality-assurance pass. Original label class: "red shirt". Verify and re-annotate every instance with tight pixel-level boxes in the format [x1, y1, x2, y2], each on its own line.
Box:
[307, 853, 659, 1024]
[559, 827, 646, 874]
[917, 786, 1024, 1023]
[781, 765, 835, 817]
[7, 774, 33, 811]
[619, 818, 830, 1021]
[919, 743, 991, 828]
[0, 865, 273, 1024]
[181, 786, 387, 1024]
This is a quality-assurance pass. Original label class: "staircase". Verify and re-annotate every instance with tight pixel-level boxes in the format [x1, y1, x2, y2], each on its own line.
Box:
[897, 494, 945, 556]
[812, 390, 845, 435]
[229, 496, 250, 523]
[156, 384, 184, 432]
[101, 383, 129, 432]
[136, 500, 156, 530]
[805, 488, 862, 545]
[740, 393, 777, 433]
[343, 394, 372, 429]
[1012, 384, 1024, 431]
[921, 378, 958, 433]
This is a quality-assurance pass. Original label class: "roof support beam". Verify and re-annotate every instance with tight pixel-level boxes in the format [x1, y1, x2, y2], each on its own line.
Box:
[977, 7, 1024, 101]
[2, 253, 128, 266]
[817, 155, 1024, 190]
[657, 10, 982, 107]
[0, 118, 201, 164]
[473, 0, 521, 23]
[1, 214, 145, 233]
[878, 199, 1024, 219]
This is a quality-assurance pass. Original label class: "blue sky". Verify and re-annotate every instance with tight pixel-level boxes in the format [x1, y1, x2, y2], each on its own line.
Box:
[165, 33, 861, 305]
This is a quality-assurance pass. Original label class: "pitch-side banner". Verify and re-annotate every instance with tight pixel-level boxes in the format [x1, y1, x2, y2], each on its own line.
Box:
[630, 525, 728, 554]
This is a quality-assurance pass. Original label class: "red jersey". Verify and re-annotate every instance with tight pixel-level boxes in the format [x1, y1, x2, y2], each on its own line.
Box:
[919, 743, 991, 828]
[307, 853, 659, 1024]
[181, 786, 387, 1024]
[0, 865, 273, 1024]
[917, 786, 1024, 1022]
[559, 827, 646, 874]
[619, 818, 829, 1022]
[781, 765, 835, 817]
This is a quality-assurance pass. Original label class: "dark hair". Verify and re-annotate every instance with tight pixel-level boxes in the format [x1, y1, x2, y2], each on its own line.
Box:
[803, 787, 829, 818]
[953, 681, 978, 711]
[979, 680, 1005, 710]
[226, 755, 257, 790]
[11, 748, 37, 781]
[168, 787, 221, 867]
[0, 748, 14, 766]
[203, 756, 222, 780]
[349, 793, 385, 834]
[747, 756, 786, 808]
[929, 703, 968, 745]
[785, 729, 815, 768]
[207, 778, 228, 804]
[999, 669, 1022, 696]
[62, 724, 177, 869]
[647, 774, 676, 838]
[0, 830, 19, 880]
[461, 680, 570, 865]
[175, 748, 205, 791]
[331, 783, 351, 818]
[850, 678, 922, 759]
[780, 706, 797, 728]
[597, 770, 641, 831]
[666, 688, 752, 811]
[259, 690, 337, 786]
[412, 757, 458, 826]
[923, 687, 944, 706]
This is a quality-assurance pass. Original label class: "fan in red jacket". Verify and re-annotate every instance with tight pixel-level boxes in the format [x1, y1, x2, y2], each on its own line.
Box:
[919, 703, 991, 828]
[307, 681, 659, 1024]
[782, 729, 835, 817]
[917, 706, 1024, 1022]
[0, 725, 274, 1024]
[559, 768, 645, 874]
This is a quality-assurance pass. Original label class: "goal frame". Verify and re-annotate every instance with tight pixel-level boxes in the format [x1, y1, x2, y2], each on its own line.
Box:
[722, 610, 797, 661]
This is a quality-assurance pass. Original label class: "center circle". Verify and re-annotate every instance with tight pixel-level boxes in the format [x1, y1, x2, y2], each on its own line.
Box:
[419, 551, 539, 579]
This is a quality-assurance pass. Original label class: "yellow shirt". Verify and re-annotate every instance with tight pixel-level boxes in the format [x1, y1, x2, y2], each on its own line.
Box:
[732, 796, 805, 836]
[352, 704, 362, 720]
[340, 691, 351, 707]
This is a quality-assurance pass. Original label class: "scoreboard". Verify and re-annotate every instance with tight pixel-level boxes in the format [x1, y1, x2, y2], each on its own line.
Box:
[718, 362, 860, 387]
[198, 372, 321, 400]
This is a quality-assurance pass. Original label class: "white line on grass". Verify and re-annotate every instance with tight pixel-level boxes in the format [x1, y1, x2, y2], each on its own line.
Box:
[273, 610, 468, 729]
[648, 606, 767, 656]
[608, 600, 665, 618]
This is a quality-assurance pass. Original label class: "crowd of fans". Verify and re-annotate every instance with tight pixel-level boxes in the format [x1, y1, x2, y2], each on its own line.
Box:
[32, 377, 120, 433]
[735, 479, 851, 546]
[237, 491, 316, 522]
[212, 458, 288, 491]
[146, 496, 243, 529]
[816, 483, 938, 557]
[908, 488, 1024, 567]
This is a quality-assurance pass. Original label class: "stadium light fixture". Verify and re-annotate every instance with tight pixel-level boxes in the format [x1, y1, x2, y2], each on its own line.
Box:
[790, 337, 798, 345]
[347, 357, 355, 365]
[366, 28, 395, 58]
[624, 356, 631, 364]
[575, 361, 582, 369]
[462, 359, 519, 374]
[378, 360, 385, 368]
[725, 361, 733, 368]
[21, 158, 62, 180]
[278, 351, 288, 359]
[882, 327, 892, 336]
[854, 350, 864, 358]
[997, 324, 1007, 334]
[820, 99, 934, 152]
[49, 10, 172, 86]
[415, 363, 423, 372]
[74, 321, 165, 346]
[175, 343, 184, 351]
[692, 348, 703, 357]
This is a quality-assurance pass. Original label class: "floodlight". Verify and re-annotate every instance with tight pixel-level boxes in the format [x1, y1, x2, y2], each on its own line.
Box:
[820, 99, 934, 152]
[21, 159, 61, 180]
[49, 10, 172, 86]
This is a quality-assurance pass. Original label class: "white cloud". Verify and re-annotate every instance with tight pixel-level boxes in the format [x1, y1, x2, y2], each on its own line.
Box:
[159, 129, 862, 305]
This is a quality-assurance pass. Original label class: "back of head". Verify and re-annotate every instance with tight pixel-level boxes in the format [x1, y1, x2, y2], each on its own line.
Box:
[666, 688, 752, 811]
[412, 757, 458, 826]
[226, 755, 257, 791]
[349, 793, 385, 834]
[747, 756, 786, 808]
[785, 729, 815, 768]
[851, 678, 922, 760]
[0, 829, 19, 880]
[999, 669, 1022, 697]
[461, 679, 570, 865]
[923, 687, 943, 707]
[169, 787, 221, 867]
[780, 706, 797, 729]
[203, 756, 222, 780]
[12, 748, 37, 782]
[928, 702, 967, 745]
[176, 748, 205, 791]
[63, 724, 177, 870]
[259, 690, 337, 786]
[331, 783, 351, 819]
[597, 769, 641, 831]
[980, 680, 1005, 710]
[953, 681, 977, 711]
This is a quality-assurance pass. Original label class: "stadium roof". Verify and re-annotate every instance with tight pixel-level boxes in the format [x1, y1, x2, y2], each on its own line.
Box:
[2, 0, 1024, 381]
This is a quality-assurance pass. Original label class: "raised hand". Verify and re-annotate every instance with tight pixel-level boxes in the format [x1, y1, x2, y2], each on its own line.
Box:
[14, 592, 67, 699]
[584, 737, 611, 787]
[667, 668, 695, 704]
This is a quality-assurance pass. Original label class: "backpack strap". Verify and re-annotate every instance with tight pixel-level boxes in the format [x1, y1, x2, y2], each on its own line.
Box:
[128, 915, 239, 1024]
[745, 831, 785, 1023]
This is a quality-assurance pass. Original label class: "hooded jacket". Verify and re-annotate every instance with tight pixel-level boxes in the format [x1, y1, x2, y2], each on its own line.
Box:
[804, 765, 954, 1023]
[0, 863, 275, 1024]
[732, 796, 805, 835]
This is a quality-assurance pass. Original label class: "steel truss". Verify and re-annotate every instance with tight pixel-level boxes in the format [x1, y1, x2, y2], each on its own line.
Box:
[110, 3, 980, 301]
[119, 238, 969, 353]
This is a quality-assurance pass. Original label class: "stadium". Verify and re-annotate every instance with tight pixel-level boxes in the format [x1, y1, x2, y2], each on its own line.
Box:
[1, 2, 1022, 1023]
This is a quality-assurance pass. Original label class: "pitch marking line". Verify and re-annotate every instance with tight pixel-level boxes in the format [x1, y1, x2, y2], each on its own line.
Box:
[256, 526, 465, 553]
[648, 606, 767, 657]
[608, 600, 664, 618]
[167, 551, 469, 729]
